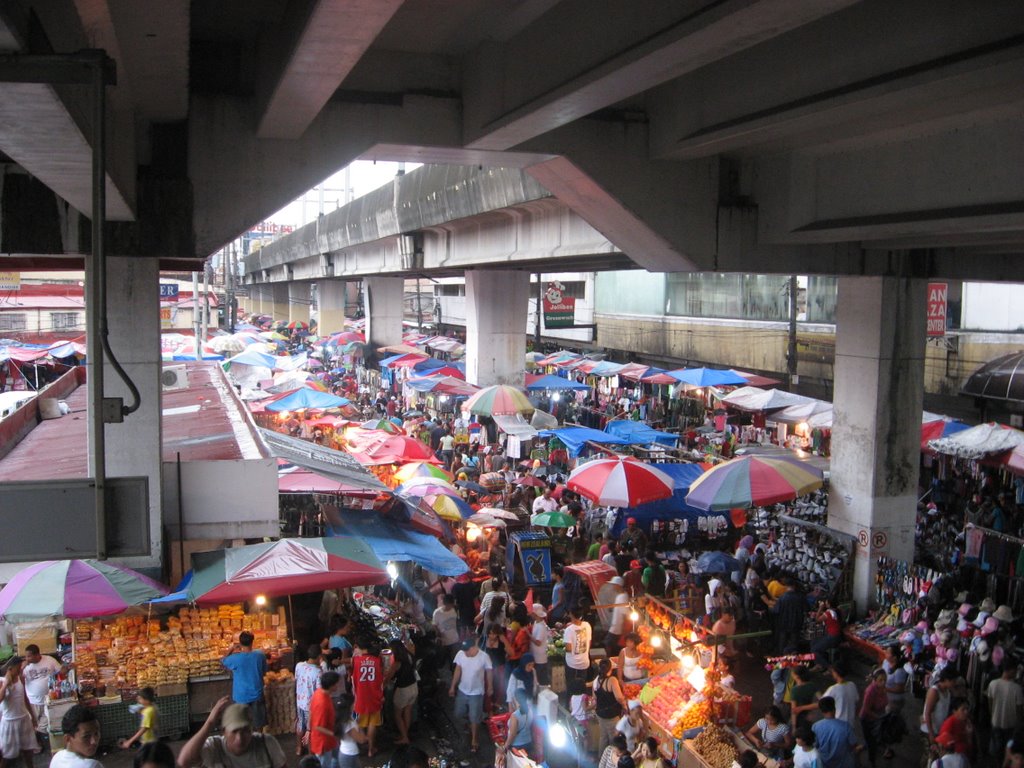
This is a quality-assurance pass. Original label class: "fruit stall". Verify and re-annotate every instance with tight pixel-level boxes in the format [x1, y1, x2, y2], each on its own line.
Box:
[631, 597, 754, 762]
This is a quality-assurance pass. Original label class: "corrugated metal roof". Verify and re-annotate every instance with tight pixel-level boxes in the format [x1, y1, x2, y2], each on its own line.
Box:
[0, 363, 269, 480]
[259, 429, 389, 493]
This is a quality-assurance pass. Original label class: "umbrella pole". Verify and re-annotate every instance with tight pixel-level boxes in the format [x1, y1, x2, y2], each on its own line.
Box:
[287, 594, 295, 644]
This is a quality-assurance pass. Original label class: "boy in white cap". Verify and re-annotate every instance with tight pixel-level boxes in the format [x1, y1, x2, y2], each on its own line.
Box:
[530, 604, 551, 688]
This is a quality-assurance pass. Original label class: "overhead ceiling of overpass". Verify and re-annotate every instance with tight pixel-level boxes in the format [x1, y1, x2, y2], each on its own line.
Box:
[0, 0, 1021, 276]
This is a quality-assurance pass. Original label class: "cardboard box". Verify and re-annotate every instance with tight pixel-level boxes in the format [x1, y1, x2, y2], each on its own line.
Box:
[16, 624, 57, 655]
[156, 683, 187, 697]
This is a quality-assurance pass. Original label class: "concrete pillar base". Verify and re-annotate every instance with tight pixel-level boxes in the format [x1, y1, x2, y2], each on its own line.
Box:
[318, 280, 348, 338]
[465, 270, 529, 388]
[269, 283, 290, 325]
[289, 283, 310, 325]
[827, 275, 926, 613]
[363, 277, 404, 348]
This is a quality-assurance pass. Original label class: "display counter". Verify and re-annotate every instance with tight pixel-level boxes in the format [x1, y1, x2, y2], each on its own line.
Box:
[93, 694, 190, 746]
[842, 627, 889, 663]
[679, 725, 778, 768]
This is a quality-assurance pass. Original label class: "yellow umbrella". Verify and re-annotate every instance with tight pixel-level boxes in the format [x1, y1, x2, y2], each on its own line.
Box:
[429, 494, 473, 521]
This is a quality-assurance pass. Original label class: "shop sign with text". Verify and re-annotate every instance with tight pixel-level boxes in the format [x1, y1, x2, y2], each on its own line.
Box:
[542, 281, 576, 328]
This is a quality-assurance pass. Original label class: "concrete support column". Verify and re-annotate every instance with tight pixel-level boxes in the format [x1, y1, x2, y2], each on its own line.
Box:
[318, 280, 348, 338]
[269, 283, 289, 325]
[827, 275, 926, 614]
[104, 256, 163, 569]
[250, 284, 266, 316]
[465, 270, 530, 387]
[363, 277, 404, 348]
[288, 282, 310, 325]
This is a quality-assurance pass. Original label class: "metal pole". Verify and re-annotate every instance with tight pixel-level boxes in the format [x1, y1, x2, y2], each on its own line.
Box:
[416, 277, 423, 331]
[201, 268, 210, 345]
[177, 452, 185, 580]
[88, 58, 108, 559]
[229, 242, 237, 334]
[192, 271, 201, 360]
[534, 273, 542, 348]
[787, 275, 798, 389]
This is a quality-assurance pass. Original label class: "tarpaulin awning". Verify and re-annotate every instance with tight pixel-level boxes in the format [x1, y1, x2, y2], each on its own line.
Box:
[590, 361, 625, 377]
[259, 428, 390, 493]
[617, 363, 653, 381]
[666, 368, 749, 387]
[185, 537, 389, 604]
[538, 426, 635, 457]
[525, 374, 591, 391]
[609, 463, 720, 534]
[604, 420, 679, 447]
[405, 375, 479, 395]
[920, 418, 970, 449]
[226, 348, 278, 368]
[278, 467, 379, 496]
[493, 413, 539, 439]
[264, 388, 350, 412]
[328, 514, 469, 576]
[348, 433, 441, 465]
[928, 422, 1024, 459]
[722, 386, 813, 412]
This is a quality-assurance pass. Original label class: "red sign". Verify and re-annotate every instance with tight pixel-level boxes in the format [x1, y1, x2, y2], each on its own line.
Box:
[926, 282, 948, 337]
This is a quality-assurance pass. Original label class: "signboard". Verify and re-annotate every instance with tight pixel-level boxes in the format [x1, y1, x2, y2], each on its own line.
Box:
[542, 281, 576, 328]
[159, 307, 175, 328]
[0, 272, 20, 291]
[508, 531, 552, 585]
[927, 282, 948, 337]
[159, 283, 180, 300]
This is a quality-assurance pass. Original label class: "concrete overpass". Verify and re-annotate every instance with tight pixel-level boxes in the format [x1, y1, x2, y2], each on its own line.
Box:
[1, 0, 1023, 606]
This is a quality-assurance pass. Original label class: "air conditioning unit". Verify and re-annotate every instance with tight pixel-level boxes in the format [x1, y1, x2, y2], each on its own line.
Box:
[161, 364, 189, 391]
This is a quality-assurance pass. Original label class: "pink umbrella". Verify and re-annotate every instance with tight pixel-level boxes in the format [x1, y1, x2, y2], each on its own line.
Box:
[567, 457, 675, 507]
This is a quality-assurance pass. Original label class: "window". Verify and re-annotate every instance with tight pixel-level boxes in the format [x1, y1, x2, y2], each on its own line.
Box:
[436, 285, 465, 297]
[0, 313, 27, 331]
[558, 281, 587, 299]
[51, 312, 81, 331]
[665, 274, 789, 320]
[805, 277, 837, 324]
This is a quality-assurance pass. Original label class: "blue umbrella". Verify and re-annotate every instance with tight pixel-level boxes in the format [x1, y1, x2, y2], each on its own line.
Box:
[526, 374, 591, 391]
[696, 551, 741, 574]
[667, 368, 749, 388]
[265, 389, 350, 412]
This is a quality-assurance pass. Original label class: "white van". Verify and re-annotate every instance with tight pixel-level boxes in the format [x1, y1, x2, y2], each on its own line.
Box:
[0, 391, 36, 421]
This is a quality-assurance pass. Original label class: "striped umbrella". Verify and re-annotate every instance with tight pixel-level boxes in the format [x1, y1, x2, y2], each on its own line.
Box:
[394, 462, 452, 483]
[567, 458, 675, 507]
[684, 455, 824, 512]
[361, 419, 404, 435]
[0, 560, 168, 620]
[465, 385, 534, 417]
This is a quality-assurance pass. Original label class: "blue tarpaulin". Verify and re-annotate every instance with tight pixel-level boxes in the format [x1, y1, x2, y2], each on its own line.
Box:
[538, 426, 635, 456]
[609, 463, 733, 536]
[328, 514, 468, 576]
[413, 357, 447, 372]
[604, 420, 679, 447]
[265, 389, 350, 412]
[526, 374, 591, 391]
[226, 348, 277, 368]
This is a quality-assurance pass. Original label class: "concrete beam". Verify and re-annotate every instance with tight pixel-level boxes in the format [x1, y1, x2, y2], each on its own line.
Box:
[257, 0, 403, 140]
[522, 121, 719, 272]
[649, 1, 1024, 160]
[463, 0, 856, 151]
[190, 93, 461, 258]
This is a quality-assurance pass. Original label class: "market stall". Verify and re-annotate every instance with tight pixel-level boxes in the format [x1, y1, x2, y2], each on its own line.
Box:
[625, 596, 755, 763]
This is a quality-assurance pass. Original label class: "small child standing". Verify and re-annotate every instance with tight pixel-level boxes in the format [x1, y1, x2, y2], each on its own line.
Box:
[119, 687, 158, 749]
[793, 726, 820, 768]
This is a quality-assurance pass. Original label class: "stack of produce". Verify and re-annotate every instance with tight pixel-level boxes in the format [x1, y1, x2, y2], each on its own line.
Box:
[691, 724, 738, 768]
[264, 669, 295, 735]
[546, 629, 565, 659]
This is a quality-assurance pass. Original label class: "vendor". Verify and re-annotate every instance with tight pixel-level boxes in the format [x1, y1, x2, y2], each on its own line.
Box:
[746, 705, 793, 761]
[618, 518, 647, 556]
[617, 634, 645, 685]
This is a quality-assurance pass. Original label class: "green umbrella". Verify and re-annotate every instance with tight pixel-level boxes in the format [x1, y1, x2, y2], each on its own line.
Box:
[530, 511, 575, 528]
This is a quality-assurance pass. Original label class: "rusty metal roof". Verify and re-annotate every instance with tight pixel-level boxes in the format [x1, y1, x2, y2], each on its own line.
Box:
[0, 363, 268, 481]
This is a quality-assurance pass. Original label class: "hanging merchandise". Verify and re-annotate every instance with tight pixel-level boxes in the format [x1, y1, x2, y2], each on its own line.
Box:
[757, 514, 854, 601]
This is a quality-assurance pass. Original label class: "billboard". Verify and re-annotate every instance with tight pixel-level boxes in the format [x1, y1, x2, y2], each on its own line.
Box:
[0, 272, 20, 291]
[542, 281, 576, 328]
[927, 282, 948, 337]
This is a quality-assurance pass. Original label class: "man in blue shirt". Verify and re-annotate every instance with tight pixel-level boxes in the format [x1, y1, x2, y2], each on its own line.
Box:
[812, 696, 862, 768]
[222, 631, 268, 729]
[324, 617, 353, 658]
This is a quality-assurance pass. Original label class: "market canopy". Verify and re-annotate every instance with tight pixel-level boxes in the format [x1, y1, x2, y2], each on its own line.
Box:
[186, 537, 389, 604]
[525, 374, 591, 392]
[609, 463, 713, 536]
[538, 426, 635, 457]
[603, 420, 679, 447]
[928, 422, 1024, 459]
[685, 454, 824, 511]
[264, 388, 350, 412]
[721, 386, 813, 412]
[259, 429, 391, 493]
[329, 513, 469, 576]
[666, 368, 749, 388]
[0, 559, 168, 620]
[225, 348, 278, 368]
[961, 351, 1024, 402]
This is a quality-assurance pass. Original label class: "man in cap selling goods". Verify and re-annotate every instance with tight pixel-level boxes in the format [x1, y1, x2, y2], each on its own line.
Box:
[178, 696, 286, 768]
[618, 518, 647, 556]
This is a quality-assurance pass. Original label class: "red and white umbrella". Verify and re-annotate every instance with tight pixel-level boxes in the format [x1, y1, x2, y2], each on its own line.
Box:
[567, 457, 675, 507]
